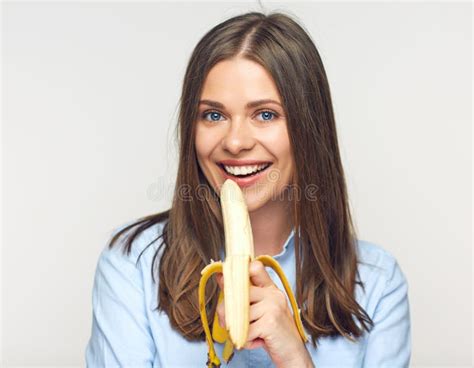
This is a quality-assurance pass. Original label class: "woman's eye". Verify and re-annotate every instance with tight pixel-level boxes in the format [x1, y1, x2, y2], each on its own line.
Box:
[257, 110, 278, 122]
[202, 111, 224, 122]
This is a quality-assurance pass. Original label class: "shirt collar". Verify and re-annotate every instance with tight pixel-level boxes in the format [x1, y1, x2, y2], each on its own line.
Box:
[218, 227, 296, 261]
[272, 227, 295, 260]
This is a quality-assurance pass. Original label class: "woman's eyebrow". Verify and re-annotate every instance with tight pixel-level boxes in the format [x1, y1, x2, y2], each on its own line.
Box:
[199, 99, 282, 109]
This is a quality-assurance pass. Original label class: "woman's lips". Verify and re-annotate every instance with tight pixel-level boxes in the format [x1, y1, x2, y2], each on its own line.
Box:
[217, 163, 272, 188]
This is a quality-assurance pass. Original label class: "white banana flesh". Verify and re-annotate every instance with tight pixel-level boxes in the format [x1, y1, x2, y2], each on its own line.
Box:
[221, 179, 253, 349]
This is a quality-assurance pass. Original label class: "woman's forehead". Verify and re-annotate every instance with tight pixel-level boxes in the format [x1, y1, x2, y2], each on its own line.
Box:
[200, 59, 282, 104]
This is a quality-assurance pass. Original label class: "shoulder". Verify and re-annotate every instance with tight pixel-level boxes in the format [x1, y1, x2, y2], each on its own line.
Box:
[97, 217, 168, 274]
[87, 218, 168, 366]
[355, 239, 407, 282]
[354, 239, 409, 314]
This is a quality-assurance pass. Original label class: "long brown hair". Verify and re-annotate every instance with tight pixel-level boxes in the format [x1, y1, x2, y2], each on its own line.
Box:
[108, 11, 374, 348]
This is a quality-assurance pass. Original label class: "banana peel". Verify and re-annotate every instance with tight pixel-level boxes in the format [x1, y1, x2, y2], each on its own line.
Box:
[198, 179, 308, 368]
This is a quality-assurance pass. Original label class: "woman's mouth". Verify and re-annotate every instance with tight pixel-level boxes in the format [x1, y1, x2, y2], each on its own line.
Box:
[220, 163, 271, 177]
[217, 162, 273, 188]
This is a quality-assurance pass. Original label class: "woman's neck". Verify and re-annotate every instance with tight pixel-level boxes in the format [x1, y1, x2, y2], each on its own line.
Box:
[249, 198, 293, 257]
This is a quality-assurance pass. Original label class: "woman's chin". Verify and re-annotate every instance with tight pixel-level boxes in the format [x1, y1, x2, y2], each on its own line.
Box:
[244, 182, 292, 214]
[243, 189, 273, 213]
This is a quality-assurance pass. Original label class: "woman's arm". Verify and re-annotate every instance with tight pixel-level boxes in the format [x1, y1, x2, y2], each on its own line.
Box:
[85, 244, 157, 367]
[362, 257, 411, 367]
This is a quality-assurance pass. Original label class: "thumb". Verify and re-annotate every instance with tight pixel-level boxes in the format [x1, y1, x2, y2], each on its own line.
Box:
[249, 260, 274, 288]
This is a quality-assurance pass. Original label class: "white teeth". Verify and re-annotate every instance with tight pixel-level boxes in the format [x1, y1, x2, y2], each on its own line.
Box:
[223, 164, 269, 176]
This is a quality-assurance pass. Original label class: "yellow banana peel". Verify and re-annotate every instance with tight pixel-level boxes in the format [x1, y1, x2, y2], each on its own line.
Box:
[198, 179, 308, 367]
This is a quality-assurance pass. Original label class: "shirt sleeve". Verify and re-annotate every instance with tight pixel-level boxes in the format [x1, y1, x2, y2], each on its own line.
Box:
[85, 242, 156, 367]
[362, 256, 412, 368]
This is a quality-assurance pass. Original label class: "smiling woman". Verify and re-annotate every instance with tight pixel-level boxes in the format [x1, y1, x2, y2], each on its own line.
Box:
[86, 10, 411, 368]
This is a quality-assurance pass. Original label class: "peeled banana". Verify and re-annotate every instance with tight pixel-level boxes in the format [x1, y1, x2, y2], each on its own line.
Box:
[198, 179, 308, 368]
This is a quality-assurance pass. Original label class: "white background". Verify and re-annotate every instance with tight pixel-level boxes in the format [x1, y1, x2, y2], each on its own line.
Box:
[2, 1, 472, 367]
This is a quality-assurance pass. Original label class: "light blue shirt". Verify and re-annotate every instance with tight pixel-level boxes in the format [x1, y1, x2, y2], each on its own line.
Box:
[85, 220, 411, 367]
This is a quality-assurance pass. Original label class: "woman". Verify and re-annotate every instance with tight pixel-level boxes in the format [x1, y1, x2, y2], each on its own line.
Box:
[85, 11, 411, 368]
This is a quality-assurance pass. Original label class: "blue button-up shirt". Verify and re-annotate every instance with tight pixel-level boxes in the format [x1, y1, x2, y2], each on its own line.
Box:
[85, 220, 411, 367]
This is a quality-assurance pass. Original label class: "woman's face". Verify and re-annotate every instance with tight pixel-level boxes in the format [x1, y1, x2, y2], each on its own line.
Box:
[195, 57, 293, 213]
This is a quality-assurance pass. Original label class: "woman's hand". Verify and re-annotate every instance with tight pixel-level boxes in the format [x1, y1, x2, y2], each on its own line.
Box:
[216, 260, 314, 368]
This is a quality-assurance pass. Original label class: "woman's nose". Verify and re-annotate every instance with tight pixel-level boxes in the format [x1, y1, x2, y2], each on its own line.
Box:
[221, 119, 255, 155]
